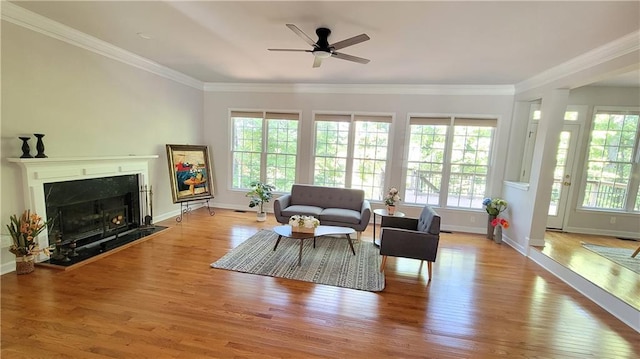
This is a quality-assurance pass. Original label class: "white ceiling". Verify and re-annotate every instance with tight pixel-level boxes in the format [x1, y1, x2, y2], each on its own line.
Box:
[8, 1, 640, 87]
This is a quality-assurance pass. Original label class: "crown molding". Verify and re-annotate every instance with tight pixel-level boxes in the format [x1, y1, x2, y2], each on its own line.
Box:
[515, 30, 640, 94]
[1, 2, 204, 90]
[203, 82, 515, 96]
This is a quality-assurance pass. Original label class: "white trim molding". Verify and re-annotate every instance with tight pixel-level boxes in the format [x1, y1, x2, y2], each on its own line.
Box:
[516, 30, 640, 94]
[204, 82, 515, 96]
[1, 1, 204, 90]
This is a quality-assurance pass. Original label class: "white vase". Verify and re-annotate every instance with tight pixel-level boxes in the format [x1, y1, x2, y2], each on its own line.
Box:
[256, 212, 267, 222]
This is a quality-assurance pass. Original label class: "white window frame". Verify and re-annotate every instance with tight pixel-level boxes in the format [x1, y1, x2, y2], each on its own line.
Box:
[577, 106, 640, 212]
[312, 112, 393, 200]
[230, 110, 300, 191]
[405, 114, 498, 209]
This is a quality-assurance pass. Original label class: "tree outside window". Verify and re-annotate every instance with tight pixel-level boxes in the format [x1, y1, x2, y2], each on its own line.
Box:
[581, 110, 640, 211]
[231, 111, 299, 191]
[405, 116, 496, 209]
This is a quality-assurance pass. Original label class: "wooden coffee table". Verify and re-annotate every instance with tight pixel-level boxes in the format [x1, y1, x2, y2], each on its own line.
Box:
[272, 225, 356, 266]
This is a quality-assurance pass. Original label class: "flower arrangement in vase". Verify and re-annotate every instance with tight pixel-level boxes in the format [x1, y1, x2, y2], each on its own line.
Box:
[289, 215, 320, 233]
[482, 197, 508, 239]
[384, 187, 401, 214]
[491, 218, 510, 244]
[6, 210, 52, 274]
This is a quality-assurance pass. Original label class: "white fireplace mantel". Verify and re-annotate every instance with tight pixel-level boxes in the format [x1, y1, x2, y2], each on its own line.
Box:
[8, 155, 158, 256]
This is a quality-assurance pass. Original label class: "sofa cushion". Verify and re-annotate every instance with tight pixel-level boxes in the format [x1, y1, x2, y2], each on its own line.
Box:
[319, 208, 362, 224]
[280, 205, 323, 218]
[290, 184, 364, 212]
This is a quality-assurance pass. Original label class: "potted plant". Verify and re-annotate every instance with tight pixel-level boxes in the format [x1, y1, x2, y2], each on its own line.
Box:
[6, 210, 52, 274]
[246, 181, 275, 221]
[384, 187, 401, 215]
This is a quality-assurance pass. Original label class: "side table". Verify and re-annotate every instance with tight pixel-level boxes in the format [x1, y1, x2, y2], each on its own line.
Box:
[373, 208, 405, 247]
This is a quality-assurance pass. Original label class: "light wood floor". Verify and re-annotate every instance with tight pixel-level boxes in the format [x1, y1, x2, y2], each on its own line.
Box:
[539, 231, 640, 311]
[2, 208, 639, 358]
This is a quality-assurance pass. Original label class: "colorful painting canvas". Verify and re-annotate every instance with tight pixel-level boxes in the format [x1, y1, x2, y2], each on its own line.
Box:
[166, 144, 214, 203]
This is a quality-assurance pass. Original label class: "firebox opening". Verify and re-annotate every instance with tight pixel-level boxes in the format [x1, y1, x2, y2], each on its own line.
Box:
[45, 175, 141, 247]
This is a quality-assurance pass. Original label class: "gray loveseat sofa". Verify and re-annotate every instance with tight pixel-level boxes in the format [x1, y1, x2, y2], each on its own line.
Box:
[273, 184, 371, 240]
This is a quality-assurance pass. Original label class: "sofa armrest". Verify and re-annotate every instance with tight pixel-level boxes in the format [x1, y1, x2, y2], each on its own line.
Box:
[360, 200, 372, 225]
[381, 216, 419, 230]
[273, 194, 291, 224]
[379, 227, 439, 262]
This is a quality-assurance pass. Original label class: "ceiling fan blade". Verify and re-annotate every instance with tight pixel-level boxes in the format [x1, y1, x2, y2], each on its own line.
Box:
[331, 52, 370, 64]
[330, 34, 370, 50]
[313, 56, 323, 68]
[286, 24, 317, 48]
[268, 49, 312, 52]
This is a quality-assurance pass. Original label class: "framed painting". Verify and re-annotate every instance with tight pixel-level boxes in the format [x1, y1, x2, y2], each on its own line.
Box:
[166, 144, 214, 203]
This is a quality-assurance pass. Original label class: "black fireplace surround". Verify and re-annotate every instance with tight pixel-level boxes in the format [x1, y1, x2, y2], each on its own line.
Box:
[45, 175, 140, 245]
[43, 175, 164, 266]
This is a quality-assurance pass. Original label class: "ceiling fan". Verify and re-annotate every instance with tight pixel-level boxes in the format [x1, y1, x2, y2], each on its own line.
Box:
[268, 24, 370, 68]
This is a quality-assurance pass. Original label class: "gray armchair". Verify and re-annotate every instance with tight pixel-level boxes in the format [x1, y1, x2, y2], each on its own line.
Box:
[378, 205, 441, 280]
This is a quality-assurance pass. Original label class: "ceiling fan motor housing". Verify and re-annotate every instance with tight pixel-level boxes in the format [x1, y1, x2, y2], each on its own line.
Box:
[315, 28, 332, 50]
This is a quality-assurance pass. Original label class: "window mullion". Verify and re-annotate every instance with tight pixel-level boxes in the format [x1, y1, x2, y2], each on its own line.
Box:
[260, 113, 268, 183]
[440, 117, 455, 206]
[345, 116, 356, 188]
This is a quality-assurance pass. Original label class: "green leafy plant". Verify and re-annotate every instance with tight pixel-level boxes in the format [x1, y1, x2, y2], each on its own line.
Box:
[483, 197, 508, 216]
[246, 181, 275, 214]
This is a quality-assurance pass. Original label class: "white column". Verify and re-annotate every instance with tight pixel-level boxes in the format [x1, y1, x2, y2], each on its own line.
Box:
[527, 89, 570, 246]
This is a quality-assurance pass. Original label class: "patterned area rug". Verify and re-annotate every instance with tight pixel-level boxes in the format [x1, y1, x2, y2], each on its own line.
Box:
[211, 229, 385, 291]
[581, 243, 640, 274]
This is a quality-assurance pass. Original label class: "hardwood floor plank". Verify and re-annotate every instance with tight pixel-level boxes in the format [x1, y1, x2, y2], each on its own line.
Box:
[2, 208, 638, 358]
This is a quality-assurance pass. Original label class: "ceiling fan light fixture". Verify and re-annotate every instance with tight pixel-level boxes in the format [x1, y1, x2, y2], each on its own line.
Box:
[313, 50, 332, 59]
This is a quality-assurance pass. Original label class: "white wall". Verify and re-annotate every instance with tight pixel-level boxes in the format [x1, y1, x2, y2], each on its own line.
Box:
[1, 21, 204, 265]
[203, 90, 515, 232]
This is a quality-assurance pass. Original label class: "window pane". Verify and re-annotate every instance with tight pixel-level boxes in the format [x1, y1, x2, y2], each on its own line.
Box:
[549, 131, 571, 216]
[405, 124, 447, 205]
[314, 121, 350, 187]
[232, 152, 261, 189]
[447, 125, 493, 209]
[231, 117, 263, 189]
[582, 113, 639, 209]
[266, 119, 298, 191]
[352, 121, 389, 199]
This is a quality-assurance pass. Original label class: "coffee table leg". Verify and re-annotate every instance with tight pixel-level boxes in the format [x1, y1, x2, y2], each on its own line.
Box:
[273, 235, 282, 251]
[346, 234, 355, 255]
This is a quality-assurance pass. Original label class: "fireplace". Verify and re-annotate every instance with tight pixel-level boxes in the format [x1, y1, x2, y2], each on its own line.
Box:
[44, 175, 141, 248]
[8, 155, 159, 265]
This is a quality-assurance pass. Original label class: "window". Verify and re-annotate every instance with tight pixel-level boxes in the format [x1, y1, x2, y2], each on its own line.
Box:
[405, 116, 497, 209]
[231, 111, 299, 191]
[313, 113, 391, 199]
[581, 108, 640, 211]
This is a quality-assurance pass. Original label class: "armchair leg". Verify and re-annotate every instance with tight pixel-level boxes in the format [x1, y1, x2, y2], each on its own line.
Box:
[427, 261, 433, 281]
[380, 255, 387, 272]
[357, 231, 362, 241]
